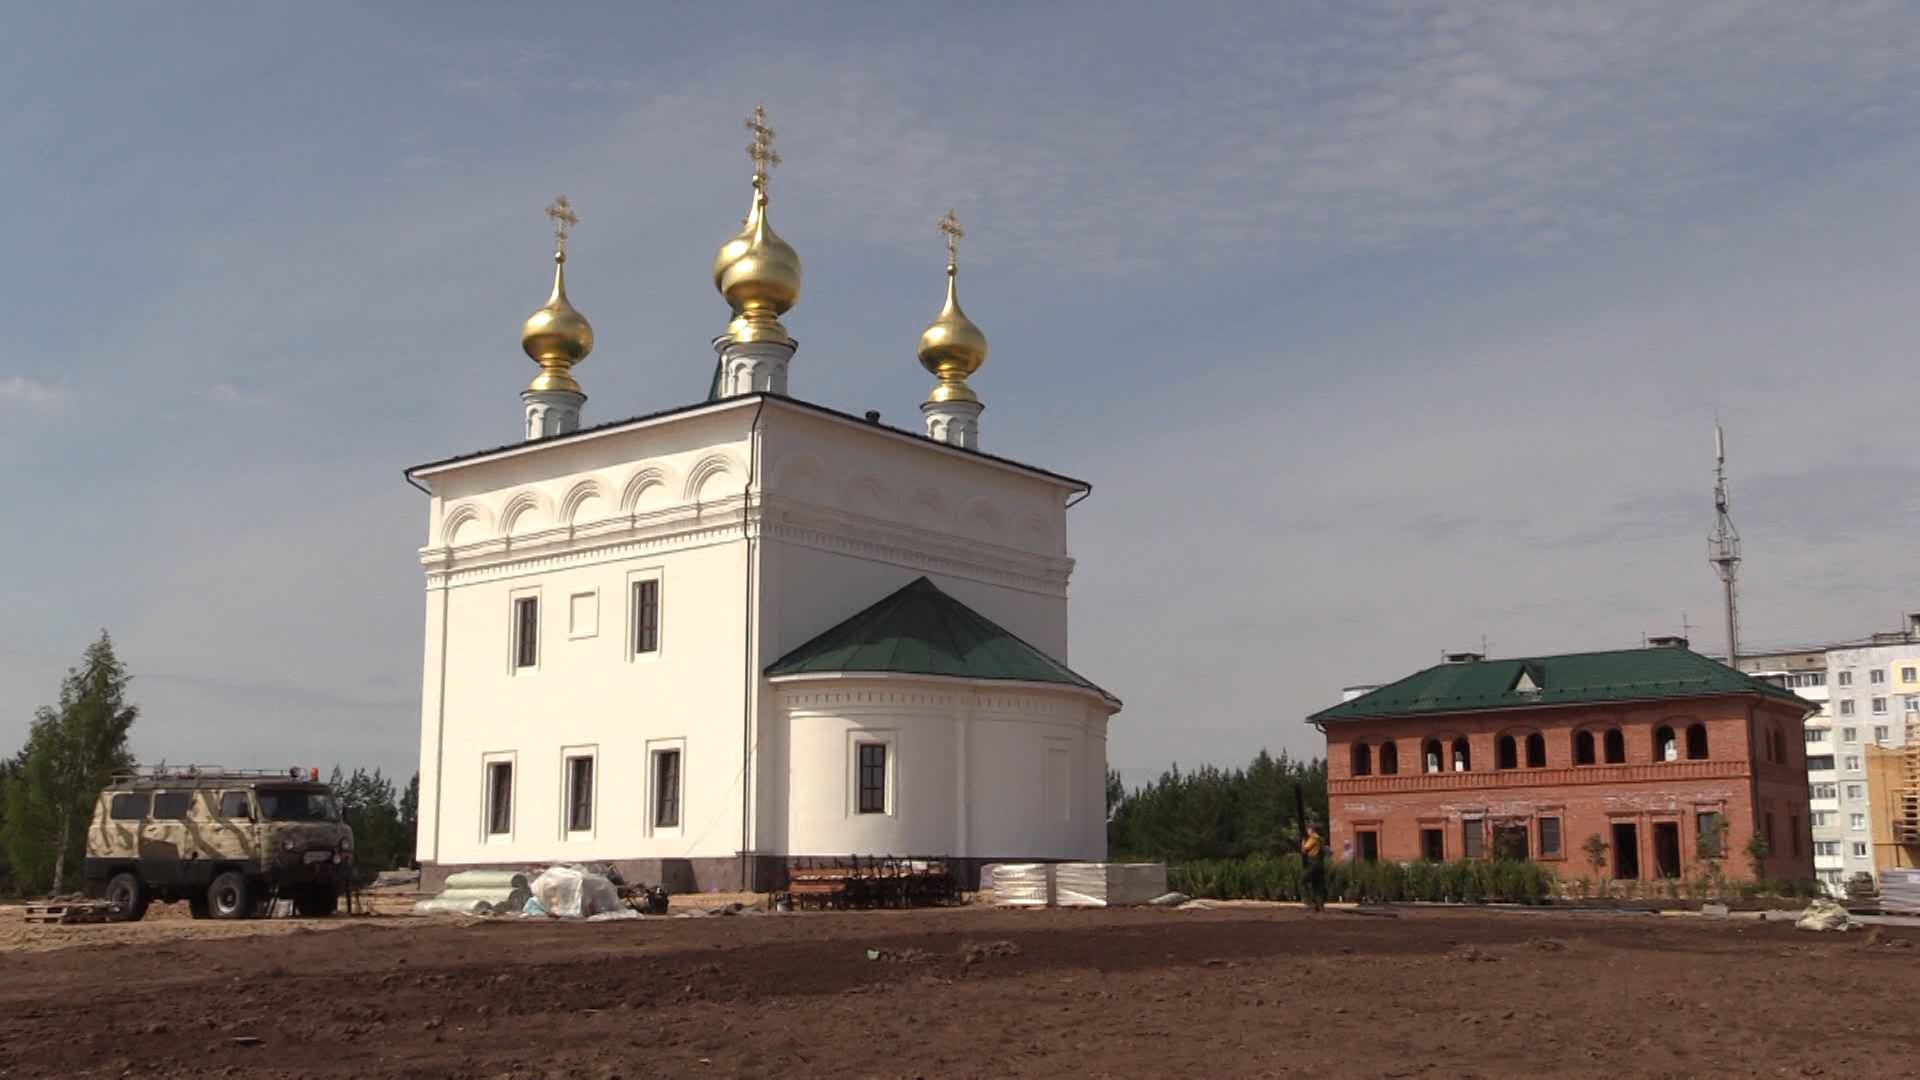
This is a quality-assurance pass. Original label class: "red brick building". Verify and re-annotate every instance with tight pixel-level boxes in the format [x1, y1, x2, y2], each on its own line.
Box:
[1309, 643, 1817, 882]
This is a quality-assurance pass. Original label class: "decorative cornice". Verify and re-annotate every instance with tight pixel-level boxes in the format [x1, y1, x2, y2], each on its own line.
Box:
[1329, 758, 1750, 797]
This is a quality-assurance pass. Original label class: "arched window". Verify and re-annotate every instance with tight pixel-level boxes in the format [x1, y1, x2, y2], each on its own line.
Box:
[1350, 742, 1372, 778]
[1574, 730, 1596, 766]
[1495, 734, 1518, 770]
[1379, 741, 1399, 775]
[1654, 725, 1677, 762]
[1451, 736, 1471, 772]
[1525, 732, 1546, 768]
[1424, 738, 1443, 774]
[1603, 728, 1625, 764]
[1685, 723, 1708, 760]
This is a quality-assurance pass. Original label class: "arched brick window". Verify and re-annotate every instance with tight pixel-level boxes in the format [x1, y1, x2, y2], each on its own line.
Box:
[1654, 725, 1677, 762]
[1423, 738, 1443, 774]
[1451, 736, 1471, 772]
[1573, 730, 1596, 766]
[1379, 741, 1399, 775]
[1603, 728, 1625, 764]
[1685, 723, 1708, 760]
[1495, 734, 1518, 770]
[1525, 732, 1546, 768]
[1350, 742, 1372, 778]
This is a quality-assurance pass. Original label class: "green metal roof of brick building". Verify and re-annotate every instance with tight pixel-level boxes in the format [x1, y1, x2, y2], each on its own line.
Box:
[1309, 645, 1811, 724]
[766, 576, 1118, 705]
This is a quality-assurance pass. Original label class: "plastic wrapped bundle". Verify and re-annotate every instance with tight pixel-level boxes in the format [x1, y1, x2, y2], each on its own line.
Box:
[1055, 862, 1169, 908]
[990, 864, 1055, 907]
[528, 864, 624, 918]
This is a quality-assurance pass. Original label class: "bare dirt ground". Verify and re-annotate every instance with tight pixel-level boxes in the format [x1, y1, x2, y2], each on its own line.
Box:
[2, 902, 1916, 1080]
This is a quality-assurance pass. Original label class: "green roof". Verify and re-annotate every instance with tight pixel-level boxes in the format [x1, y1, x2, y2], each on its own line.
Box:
[766, 577, 1117, 705]
[1310, 645, 1811, 723]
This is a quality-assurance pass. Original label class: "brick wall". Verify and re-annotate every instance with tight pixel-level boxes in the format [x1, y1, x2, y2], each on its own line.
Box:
[1323, 695, 1815, 882]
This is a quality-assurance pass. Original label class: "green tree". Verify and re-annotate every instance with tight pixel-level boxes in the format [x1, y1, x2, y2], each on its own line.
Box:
[399, 771, 420, 866]
[1744, 833, 1771, 883]
[1106, 750, 1326, 862]
[1, 632, 139, 895]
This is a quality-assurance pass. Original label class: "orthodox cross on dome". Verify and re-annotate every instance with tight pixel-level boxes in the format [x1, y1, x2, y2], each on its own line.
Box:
[545, 195, 578, 257]
[937, 208, 964, 269]
[745, 102, 781, 185]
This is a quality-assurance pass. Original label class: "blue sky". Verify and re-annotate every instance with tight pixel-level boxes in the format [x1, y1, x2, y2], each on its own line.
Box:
[4, 1, 1918, 786]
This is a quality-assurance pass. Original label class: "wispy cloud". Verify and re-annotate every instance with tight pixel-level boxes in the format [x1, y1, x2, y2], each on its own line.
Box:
[0, 376, 68, 411]
[205, 383, 278, 408]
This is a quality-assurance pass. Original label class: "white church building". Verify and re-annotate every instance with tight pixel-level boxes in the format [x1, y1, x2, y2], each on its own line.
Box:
[405, 110, 1119, 891]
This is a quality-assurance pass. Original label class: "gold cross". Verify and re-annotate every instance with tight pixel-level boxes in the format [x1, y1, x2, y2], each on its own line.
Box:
[545, 195, 578, 255]
[937, 208, 964, 266]
[745, 102, 781, 182]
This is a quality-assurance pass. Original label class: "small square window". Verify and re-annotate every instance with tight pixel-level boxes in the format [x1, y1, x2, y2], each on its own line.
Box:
[1905, 695, 1920, 713]
[1841, 725, 1857, 741]
[1870, 669, 1887, 685]
[514, 596, 539, 670]
[1838, 671, 1854, 687]
[1839, 701, 1857, 716]
[1844, 755, 1861, 771]
[1845, 783, 1864, 801]
[219, 791, 251, 819]
[151, 792, 192, 819]
[1874, 725, 1889, 743]
[1872, 697, 1888, 715]
[109, 793, 148, 820]
[1903, 666, 1917, 684]
[486, 761, 514, 836]
[1804, 727, 1826, 744]
[565, 754, 594, 833]
[652, 748, 681, 829]
[633, 579, 661, 655]
[1852, 842, 1869, 858]
[856, 743, 889, 814]
[1850, 812, 1866, 831]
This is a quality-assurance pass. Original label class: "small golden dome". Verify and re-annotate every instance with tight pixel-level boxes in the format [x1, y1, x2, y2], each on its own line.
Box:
[918, 209, 987, 404]
[712, 183, 801, 344]
[522, 251, 593, 394]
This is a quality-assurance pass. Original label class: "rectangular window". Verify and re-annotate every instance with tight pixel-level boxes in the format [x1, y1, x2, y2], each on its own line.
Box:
[218, 791, 251, 818]
[1840, 701, 1857, 716]
[1845, 783, 1865, 801]
[108, 793, 147, 820]
[1905, 696, 1920, 713]
[565, 755, 594, 833]
[1811, 783, 1837, 799]
[1806, 755, 1834, 771]
[1815, 841, 1839, 857]
[1804, 727, 1827, 744]
[1872, 697, 1888, 715]
[856, 742, 888, 814]
[1870, 669, 1887, 685]
[652, 748, 681, 829]
[1850, 812, 1866, 831]
[1841, 724, 1857, 740]
[1462, 819, 1484, 860]
[1811, 811, 1833, 828]
[486, 761, 513, 836]
[1537, 816, 1562, 858]
[1838, 671, 1854, 687]
[1420, 827, 1444, 861]
[1844, 755, 1861, 772]
[1852, 842, 1869, 858]
[151, 792, 191, 819]
[1875, 725, 1891, 743]
[1356, 829, 1380, 862]
[632, 579, 660, 655]
[514, 596, 539, 669]
[1903, 666, 1917, 684]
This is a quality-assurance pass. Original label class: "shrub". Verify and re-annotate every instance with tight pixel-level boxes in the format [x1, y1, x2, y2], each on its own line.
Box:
[1170, 857, 1554, 905]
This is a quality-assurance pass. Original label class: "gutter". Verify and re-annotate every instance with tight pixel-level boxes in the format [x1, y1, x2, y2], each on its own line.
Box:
[739, 397, 768, 892]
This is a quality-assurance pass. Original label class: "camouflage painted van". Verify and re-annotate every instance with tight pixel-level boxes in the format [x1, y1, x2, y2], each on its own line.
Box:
[82, 767, 354, 921]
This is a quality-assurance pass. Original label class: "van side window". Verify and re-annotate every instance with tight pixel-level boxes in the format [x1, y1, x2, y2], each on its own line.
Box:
[151, 792, 192, 819]
[109, 793, 147, 820]
[219, 791, 252, 818]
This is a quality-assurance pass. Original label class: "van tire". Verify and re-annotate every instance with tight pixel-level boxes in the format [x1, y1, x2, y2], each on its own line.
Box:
[207, 871, 255, 920]
[105, 872, 149, 922]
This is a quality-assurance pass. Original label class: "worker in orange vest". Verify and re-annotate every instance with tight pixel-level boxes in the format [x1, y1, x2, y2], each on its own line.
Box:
[1301, 818, 1327, 913]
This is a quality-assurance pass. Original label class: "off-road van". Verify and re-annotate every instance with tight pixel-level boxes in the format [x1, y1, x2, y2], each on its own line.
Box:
[82, 766, 354, 920]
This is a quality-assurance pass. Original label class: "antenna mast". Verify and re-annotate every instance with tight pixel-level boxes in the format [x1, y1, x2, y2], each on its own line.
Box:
[1708, 424, 1742, 663]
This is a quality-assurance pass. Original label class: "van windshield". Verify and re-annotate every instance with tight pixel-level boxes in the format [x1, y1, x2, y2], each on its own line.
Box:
[256, 788, 340, 822]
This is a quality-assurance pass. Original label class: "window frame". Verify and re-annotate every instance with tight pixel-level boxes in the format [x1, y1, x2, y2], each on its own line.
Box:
[483, 753, 516, 840]
[1849, 812, 1866, 832]
[108, 792, 148, 821]
[1845, 783, 1865, 801]
[510, 590, 541, 673]
[1852, 841, 1869, 859]
[854, 739, 892, 816]
[1870, 669, 1887, 685]
[1838, 671, 1854, 687]
[645, 737, 687, 835]
[1810, 782, 1837, 800]
[1871, 697, 1888, 715]
[218, 791, 253, 820]
[1536, 815, 1563, 860]
[628, 569, 664, 661]
[1602, 728, 1626, 764]
[562, 748, 596, 837]
[1903, 666, 1917, 684]
[151, 791, 192, 820]
[1461, 817, 1485, 860]
[1874, 724, 1890, 743]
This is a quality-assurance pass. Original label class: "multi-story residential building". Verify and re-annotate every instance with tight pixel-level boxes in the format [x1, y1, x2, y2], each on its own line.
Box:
[1741, 612, 1920, 895]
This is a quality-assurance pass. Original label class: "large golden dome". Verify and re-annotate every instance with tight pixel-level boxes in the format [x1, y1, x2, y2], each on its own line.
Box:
[522, 250, 593, 393]
[712, 183, 801, 345]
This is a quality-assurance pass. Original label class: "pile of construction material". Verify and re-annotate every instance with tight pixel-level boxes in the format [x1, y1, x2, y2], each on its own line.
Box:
[1881, 868, 1920, 915]
[413, 870, 530, 915]
[989, 862, 1168, 908]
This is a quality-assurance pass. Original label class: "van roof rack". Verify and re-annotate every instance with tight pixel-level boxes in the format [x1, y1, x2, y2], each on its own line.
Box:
[109, 765, 322, 783]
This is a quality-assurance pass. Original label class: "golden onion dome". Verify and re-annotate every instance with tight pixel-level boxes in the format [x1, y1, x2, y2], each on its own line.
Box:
[712, 181, 801, 344]
[522, 250, 593, 394]
[918, 210, 987, 405]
